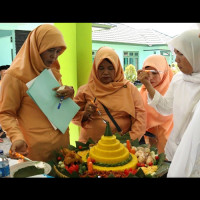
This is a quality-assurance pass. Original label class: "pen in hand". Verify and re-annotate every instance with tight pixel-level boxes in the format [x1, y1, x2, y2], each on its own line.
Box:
[56, 85, 65, 110]
[90, 99, 107, 123]
[57, 96, 64, 109]
[90, 100, 101, 115]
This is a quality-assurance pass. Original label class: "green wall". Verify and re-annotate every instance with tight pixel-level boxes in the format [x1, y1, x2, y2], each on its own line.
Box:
[0, 36, 13, 66]
[76, 24, 92, 87]
[54, 23, 92, 145]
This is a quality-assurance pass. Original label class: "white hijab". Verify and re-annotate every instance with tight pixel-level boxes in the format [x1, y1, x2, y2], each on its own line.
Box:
[168, 29, 200, 82]
[167, 29, 200, 177]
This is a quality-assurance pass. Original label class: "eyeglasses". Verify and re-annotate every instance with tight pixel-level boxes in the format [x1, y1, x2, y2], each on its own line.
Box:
[144, 70, 164, 74]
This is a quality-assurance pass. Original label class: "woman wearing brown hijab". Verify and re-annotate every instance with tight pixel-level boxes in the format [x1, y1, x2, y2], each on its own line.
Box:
[72, 46, 146, 143]
[0, 24, 74, 162]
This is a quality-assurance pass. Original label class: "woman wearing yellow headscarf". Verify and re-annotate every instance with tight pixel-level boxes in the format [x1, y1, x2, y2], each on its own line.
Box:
[72, 46, 146, 143]
[0, 24, 74, 162]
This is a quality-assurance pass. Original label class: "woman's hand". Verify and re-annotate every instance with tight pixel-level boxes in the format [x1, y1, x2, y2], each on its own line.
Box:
[137, 70, 155, 99]
[137, 70, 151, 86]
[53, 85, 74, 99]
[82, 103, 97, 122]
[9, 140, 29, 158]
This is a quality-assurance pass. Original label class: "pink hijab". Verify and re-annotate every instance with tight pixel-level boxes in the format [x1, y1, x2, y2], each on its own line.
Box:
[140, 55, 174, 133]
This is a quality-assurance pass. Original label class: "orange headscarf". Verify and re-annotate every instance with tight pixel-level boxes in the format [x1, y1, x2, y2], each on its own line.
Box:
[140, 55, 174, 131]
[6, 24, 66, 83]
[88, 46, 136, 117]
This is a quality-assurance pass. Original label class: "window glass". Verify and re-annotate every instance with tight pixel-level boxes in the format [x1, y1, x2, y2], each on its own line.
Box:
[123, 51, 139, 70]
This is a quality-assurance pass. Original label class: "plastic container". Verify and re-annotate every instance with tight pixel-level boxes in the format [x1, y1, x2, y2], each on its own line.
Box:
[0, 149, 10, 177]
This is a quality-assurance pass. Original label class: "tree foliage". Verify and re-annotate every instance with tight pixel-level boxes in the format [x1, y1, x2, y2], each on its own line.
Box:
[124, 64, 137, 83]
[170, 62, 180, 74]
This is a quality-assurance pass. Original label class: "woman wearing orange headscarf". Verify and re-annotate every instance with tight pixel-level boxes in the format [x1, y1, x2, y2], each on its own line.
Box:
[0, 24, 74, 162]
[138, 55, 174, 154]
[72, 46, 146, 143]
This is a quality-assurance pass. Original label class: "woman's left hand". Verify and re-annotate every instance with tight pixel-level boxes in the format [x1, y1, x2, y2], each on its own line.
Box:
[53, 85, 74, 99]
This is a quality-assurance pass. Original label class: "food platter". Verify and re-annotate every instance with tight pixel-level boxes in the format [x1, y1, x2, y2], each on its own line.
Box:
[10, 161, 52, 178]
[51, 131, 170, 178]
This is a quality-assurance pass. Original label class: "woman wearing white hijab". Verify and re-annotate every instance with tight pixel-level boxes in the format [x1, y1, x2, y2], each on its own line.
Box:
[137, 29, 200, 177]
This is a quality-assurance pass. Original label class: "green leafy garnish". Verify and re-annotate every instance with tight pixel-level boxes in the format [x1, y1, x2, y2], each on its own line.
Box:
[14, 166, 44, 178]
[135, 168, 145, 178]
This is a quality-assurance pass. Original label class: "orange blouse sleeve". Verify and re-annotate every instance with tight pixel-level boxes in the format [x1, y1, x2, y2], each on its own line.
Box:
[129, 85, 146, 140]
[72, 85, 90, 128]
[0, 74, 26, 143]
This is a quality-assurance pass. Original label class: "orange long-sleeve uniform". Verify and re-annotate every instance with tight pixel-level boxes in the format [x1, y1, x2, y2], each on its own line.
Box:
[72, 82, 146, 144]
[0, 24, 69, 162]
[140, 55, 174, 154]
[0, 74, 69, 162]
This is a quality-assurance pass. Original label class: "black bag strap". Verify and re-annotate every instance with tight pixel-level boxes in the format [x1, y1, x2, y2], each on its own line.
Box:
[101, 103, 122, 133]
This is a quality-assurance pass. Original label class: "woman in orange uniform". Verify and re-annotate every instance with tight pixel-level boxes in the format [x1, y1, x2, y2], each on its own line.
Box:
[138, 55, 174, 153]
[0, 24, 74, 162]
[0, 65, 10, 142]
[72, 46, 146, 143]
[0, 65, 10, 87]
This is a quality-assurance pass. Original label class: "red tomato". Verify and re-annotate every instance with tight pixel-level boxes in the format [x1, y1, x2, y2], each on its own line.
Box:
[124, 168, 137, 176]
[74, 164, 79, 172]
[65, 165, 74, 174]
[67, 168, 74, 174]
[65, 165, 69, 170]
[155, 156, 159, 160]
[124, 169, 129, 176]
[67, 164, 77, 174]
[57, 156, 62, 161]
[130, 169, 137, 175]
[137, 163, 141, 167]
[70, 164, 76, 170]
[148, 162, 153, 166]
[78, 145, 83, 150]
